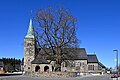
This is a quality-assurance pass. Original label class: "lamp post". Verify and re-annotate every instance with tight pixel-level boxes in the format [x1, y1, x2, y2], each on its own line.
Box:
[113, 50, 118, 80]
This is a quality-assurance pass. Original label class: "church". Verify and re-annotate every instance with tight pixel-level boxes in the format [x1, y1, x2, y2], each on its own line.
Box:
[24, 19, 106, 76]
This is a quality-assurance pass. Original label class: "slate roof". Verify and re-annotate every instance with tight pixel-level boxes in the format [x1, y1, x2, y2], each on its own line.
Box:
[31, 55, 49, 64]
[31, 48, 88, 64]
[99, 62, 106, 68]
[87, 54, 98, 63]
[62, 48, 88, 60]
[31, 58, 49, 64]
[31, 48, 103, 64]
[25, 19, 35, 39]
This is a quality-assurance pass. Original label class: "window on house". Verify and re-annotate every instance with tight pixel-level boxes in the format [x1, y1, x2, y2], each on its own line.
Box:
[79, 62, 81, 66]
[88, 65, 94, 70]
[79, 62, 84, 67]
[82, 62, 85, 66]
[93, 65, 94, 70]
[88, 65, 91, 70]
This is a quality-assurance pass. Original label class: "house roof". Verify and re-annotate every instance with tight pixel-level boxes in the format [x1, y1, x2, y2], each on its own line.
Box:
[31, 48, 88, 64]
[31, 58, 49, 64]
[87, 54, 98, 63]
[99, 62, 106, 68]
[31, 54, 49, 64]
[25, 19, 35, 39]
[62, 48, 88, 60]
[30, 48, 107, 68]
[31, 48, 104, 64]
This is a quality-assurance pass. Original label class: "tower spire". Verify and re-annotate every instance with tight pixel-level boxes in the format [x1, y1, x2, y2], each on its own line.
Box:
[25, 19, 34, 38]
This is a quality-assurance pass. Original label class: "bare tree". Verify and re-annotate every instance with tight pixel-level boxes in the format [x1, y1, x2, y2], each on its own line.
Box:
[34, 6, 79, 71]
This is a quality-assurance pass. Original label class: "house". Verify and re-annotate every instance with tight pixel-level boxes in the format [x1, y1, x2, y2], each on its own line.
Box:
[0, 61, 5, 74]
[87, 54, 106, 74]
[24, 19, 106, 75]
[87, 54, 99, 73]
[61, 48, 88, 73]
[0, 61, 4, 70]
[15, 64, 21, 71]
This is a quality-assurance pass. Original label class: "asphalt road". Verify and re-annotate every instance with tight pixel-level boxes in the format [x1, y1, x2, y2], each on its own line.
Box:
[0, 74, 119, 80]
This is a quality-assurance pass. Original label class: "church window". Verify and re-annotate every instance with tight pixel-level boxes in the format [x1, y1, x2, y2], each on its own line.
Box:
[27, 43, 32, 47]
[62, 61, 67, 67]
[62, 62, 65, 67]
[29, 48, 33, 56]
[88, 65, 94, 70]
[28, 67, 30, 69]
[82, 62, 85, 66]
[71, 62, 75, 67]
[80, 62, 85, 66]
[64, 61, 67, 67]
[28, 59, 30, 62]
[80, 62, 81, 66]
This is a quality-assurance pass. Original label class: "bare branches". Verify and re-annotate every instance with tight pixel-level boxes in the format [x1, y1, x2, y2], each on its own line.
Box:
[34, 6, 79, 71]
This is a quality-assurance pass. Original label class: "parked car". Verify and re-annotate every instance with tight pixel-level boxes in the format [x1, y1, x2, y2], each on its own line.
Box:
[111, 73, 120, 78]
[0, 70, 5, 74]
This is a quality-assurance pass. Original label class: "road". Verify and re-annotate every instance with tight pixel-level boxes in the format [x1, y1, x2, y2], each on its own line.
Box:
[0, 74, 119, 80]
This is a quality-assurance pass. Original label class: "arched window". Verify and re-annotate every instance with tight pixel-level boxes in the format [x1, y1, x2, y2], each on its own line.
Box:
[62, 61, 70, 67]
[71, 61, 75, 67]
[52, 66, 54, 71]
[44, 66, 49, 72]
[35, 66, 40, 72]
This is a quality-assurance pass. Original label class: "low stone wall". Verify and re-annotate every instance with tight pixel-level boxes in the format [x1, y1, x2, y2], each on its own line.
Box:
[25, 71, 76, 78]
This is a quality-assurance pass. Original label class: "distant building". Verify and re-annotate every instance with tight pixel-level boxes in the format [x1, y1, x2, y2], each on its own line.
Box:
[24, 19, 106, 75]
[21, 58, 24, 72]
[15, 64, 21, 71]
[0, 61, 4, 70]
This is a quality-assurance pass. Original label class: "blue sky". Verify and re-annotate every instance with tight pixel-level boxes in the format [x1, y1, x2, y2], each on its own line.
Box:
[0, 0, 120, 68]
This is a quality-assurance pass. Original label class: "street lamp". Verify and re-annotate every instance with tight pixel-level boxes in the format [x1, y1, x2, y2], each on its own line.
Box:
[113, 50, 119, 80]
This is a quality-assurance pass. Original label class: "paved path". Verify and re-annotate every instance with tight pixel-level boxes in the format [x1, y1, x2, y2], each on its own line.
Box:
[0, 75, 119, 80]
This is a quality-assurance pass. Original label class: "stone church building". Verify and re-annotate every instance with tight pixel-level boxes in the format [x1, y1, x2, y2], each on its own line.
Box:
[24, 19, 106, 75]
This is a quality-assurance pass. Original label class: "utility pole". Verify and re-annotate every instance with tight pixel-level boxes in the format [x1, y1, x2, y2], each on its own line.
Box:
[113, 50, 119, 80]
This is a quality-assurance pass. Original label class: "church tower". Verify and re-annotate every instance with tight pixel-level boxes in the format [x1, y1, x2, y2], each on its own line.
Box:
[24, 19, 35, 73]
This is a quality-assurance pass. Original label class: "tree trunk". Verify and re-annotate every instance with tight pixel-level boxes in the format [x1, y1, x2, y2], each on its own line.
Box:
[55, 48, 62, 71]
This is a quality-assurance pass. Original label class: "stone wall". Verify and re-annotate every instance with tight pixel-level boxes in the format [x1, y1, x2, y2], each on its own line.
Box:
[25, 72, 77, 78]
[61, 60, 88, 72]
[24, 38, 35, 72]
